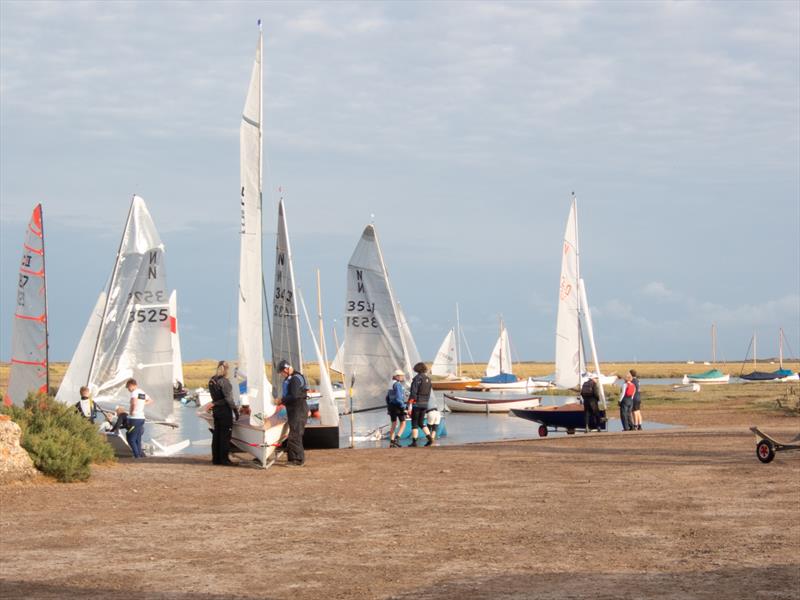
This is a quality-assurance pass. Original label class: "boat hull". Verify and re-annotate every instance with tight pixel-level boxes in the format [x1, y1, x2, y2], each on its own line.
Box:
[431, 379, 481, 391]
[684, 374, 730, 384]
[444, 393, 541, 413]
[511, 403, 607, 434]
[199, 411, 288, 468]
[465, 377, 554, 392]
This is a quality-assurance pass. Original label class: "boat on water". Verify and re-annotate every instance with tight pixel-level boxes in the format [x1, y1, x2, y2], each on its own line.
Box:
[430, 308, 481, 390]
[444, 393, 541, 413]
[199, 25, 287, 467]
[684, 324, 730, 384]
[740, 329, 799, 382]
[465, 376, 554, 392]
[511, 194, 608, 435]
[3, 204, 49, 407]
[683, 369, 730, 384]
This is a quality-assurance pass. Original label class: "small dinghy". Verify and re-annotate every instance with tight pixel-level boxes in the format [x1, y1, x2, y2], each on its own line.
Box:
[511, 403, 607, 437]
[444, 393, 541, 413]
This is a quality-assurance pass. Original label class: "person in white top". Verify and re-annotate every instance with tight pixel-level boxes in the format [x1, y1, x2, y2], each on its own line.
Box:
[126, 378, 153, 458]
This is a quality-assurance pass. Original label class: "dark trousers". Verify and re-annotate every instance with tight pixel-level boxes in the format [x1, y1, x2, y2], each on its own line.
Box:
[619, 398, 633, 431]
[126, 418, 146, 458]
[285, 400, 308, 464]
[212, 409, 233, 464]
[583, 397, 601, 430]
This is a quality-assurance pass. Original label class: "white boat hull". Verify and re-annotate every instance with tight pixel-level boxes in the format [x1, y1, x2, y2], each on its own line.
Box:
[467, 377, 554, 392]
[683, 374, 730, 384]
[444, 393, 541, 413]
[672, 383, 701, 392]
[198, 411, 288, 468]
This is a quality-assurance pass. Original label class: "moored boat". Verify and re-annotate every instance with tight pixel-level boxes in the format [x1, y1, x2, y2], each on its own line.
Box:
[511, 403, 607, 436]
[444, 393, 541, 413]
[465, 376, 554, 392]
[683, 369, 730, 384]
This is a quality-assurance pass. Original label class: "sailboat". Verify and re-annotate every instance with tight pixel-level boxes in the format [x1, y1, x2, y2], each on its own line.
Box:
[430, 306, 480, 391]
[4, 204, 49, 407]
[684, 323, 730, 384]
[56, 196, 175, 430]
[740, 329, 800, 382]
[342, 224, 445, 443]
[200, 23, 287, 467]
[270, 197, 339, 448]
[466, 321, 552, 392]
[169, 290, 188, 400]
[512, 194, 609, 435]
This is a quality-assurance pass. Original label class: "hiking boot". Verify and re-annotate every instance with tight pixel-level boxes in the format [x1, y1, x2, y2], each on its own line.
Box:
[409, 438, 418, 447]
[389, 439, 399, 448]
[424, 435, 434, 447]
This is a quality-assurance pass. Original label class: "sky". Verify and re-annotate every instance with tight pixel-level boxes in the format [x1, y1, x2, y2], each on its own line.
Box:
[1, 0, 798, 367]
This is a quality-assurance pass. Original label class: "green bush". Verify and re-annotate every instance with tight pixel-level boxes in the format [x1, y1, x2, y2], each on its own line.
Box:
[1, 392, 115, 482]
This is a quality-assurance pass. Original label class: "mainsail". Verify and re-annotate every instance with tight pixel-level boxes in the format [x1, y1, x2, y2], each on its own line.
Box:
[554, 197, 584, 389]
[485, 325, 512, 377]
[169, 290, 184, 386]
[343, 224, 413, 412]
[56, 291, 106, 406]
[4, 204, 48, 406]
[81, 196, 173, 421]
[234, 25, 274, 423]
[270, 198, 302, 395]
[432, 329, 457, 377]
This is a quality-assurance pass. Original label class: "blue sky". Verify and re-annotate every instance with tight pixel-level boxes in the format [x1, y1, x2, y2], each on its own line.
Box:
[1, 1, 798, 365]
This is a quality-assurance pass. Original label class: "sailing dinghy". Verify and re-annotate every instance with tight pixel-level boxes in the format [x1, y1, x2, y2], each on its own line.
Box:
[4, 204, 49, 406]
[342, 224, 445, 443]
[199, 24, 287, 467]
[512, 194, 609, 435]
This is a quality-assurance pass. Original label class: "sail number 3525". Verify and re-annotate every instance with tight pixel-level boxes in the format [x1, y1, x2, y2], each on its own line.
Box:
[128, 308, 169, 324]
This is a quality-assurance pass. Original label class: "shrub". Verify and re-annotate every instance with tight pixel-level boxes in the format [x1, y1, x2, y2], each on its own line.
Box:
[0, 392, 115, 482]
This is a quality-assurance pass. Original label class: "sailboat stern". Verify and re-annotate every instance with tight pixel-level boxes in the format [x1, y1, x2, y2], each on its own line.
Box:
[230, 414, 288, 468]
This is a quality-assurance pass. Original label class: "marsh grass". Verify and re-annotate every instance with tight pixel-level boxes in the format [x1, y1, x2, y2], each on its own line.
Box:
[2, 360, 798, 417]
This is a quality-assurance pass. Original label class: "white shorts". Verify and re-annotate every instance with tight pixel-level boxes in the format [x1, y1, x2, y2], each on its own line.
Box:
[426, 409, 441, 426]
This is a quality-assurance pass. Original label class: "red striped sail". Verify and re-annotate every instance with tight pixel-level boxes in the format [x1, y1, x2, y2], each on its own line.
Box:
[4, 204, 48, 406]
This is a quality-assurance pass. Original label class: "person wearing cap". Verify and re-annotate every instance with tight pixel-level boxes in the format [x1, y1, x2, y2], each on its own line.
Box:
[206, 361, 239, 466]
[278, 360, 308, 466]
[386, 369, 408, 448]
[408, 362, 434, 447]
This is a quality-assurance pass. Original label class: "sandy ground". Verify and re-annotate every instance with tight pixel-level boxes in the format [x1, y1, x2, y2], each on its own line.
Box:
[1, 406, 798, 600]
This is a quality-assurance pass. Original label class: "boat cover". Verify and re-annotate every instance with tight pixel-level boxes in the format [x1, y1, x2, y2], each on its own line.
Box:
[740, 371, 781, 381]
[480, 373, 518, 384]
[688, 369, 726, 379]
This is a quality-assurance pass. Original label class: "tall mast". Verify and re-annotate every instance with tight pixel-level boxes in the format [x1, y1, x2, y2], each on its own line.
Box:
[753, 330, 757, 368]
[316, 268, 328, 368]
[711, 323, 717, 364]
[455, 303, 461, 376]
[779, 328, 784, 368]
[258, 20, 266, 370]
[573, 193, 585, 373]
[87, 197, 136, 387]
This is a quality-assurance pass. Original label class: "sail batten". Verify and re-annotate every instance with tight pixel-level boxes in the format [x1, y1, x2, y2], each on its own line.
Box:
[4, 204, 48, 406]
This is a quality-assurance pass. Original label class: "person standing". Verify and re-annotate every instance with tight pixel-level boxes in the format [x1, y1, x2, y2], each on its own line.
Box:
[407, 362, 434, 447]
[580, 375, 602, 433]
[125, 378, 153, 458]
[75, 386, 98, 423]
[386, 369, 407, 448]
[278, 360, 308, 466]
[425, 404, 442, 446]
[206, 361, 239, 466]
[618, 373, 635, 431]
[630, 369, 643, 430]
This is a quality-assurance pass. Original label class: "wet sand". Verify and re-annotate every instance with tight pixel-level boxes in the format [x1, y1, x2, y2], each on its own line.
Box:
[1, 406, 798, 599]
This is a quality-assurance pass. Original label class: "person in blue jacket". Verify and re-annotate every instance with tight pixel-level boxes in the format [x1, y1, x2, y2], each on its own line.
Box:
[386, 369, 407, 448]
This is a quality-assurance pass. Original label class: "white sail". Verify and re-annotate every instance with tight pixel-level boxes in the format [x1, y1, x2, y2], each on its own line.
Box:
[56, 291, 106, 406]
[485, 326, 513, 377]
[4, 204, 48, 406]
[270, 198, 302, 396]
[330, 341, 345, 374]
[396, 302, 422, 368]
[85, 196, 173, 421]
[234, 28, 274, 423]
[343, 224, 412, 412]
[555, 198, 582, 389]
[432, 329, 457, 377]
[299, 294, 338, 426]
[169, 290, 184, 386]
[579, 278, 606, 407]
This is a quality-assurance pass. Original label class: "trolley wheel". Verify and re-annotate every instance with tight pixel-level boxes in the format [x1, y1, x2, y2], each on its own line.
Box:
[756, 440, 775, 463]
[566, 428, 575, 435]
[538, 425, 548, 438]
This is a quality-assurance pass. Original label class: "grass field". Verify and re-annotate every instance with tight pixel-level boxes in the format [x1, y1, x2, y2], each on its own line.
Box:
[2, 360, 799, 419]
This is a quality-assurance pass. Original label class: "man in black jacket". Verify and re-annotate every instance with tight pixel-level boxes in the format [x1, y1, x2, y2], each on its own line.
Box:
[207, 360, 239, 466]
[278, 360, 308, 466]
